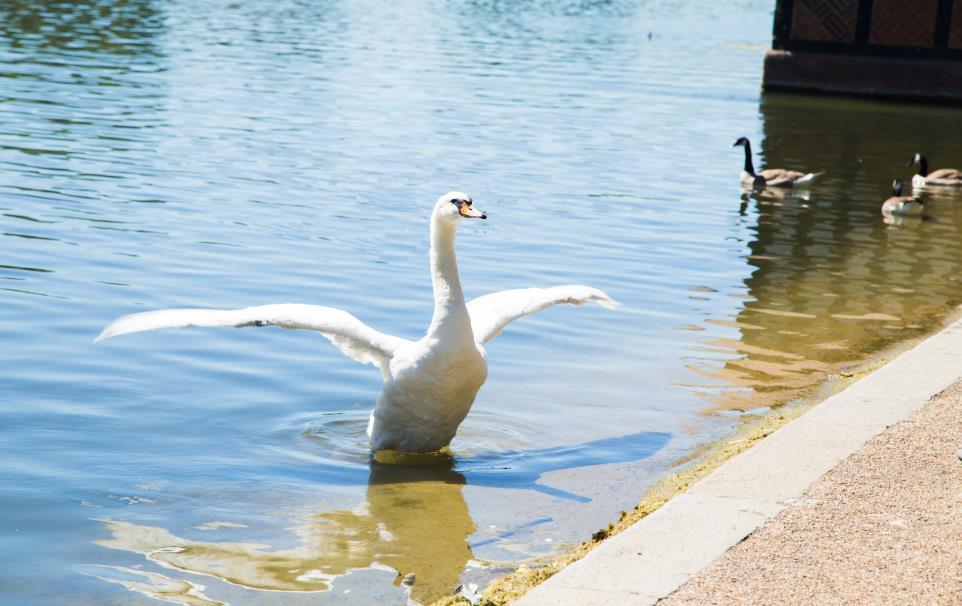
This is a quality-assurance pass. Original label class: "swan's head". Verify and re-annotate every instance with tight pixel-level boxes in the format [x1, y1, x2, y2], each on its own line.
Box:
[434, 191, 486, 223]
[731, 137, 750, 148]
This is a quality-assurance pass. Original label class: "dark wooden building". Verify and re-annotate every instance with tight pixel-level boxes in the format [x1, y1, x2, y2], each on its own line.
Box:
[764, 0, 962, 100]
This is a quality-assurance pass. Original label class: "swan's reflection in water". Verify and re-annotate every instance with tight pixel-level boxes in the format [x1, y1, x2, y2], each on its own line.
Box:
[95, 463, 473, 603]
[93, 429, 670, 604]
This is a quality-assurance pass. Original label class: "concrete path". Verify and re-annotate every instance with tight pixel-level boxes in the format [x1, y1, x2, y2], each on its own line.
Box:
[663, 380, 962, 604]
[516, 317, 962, 606]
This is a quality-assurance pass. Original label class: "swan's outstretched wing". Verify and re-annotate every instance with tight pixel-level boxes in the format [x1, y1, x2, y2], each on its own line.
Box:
[467, 285, 619, 344]
[95, 304, 410, 368]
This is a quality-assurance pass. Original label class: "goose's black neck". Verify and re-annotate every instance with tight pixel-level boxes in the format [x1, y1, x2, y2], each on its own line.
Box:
[741, 141, 756, 176]
[917, 155, 928, 177]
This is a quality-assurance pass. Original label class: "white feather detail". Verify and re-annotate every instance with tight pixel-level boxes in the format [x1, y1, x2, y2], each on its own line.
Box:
[95, 193, 620, 452]
[467, 285, 619, 344]
[791, 172, 823, 186]
[95, 304, 410, 368]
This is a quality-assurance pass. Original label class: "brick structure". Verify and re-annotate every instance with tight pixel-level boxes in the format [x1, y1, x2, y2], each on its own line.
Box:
[764, 0, 962, 100]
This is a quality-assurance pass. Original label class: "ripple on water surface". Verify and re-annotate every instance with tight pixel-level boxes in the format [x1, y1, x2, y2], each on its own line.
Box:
[3, 0, 962, 604]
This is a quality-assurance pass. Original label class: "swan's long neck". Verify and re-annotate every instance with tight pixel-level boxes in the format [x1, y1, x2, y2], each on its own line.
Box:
[742, 141, 756, 176]
[428, 214, 470, 338]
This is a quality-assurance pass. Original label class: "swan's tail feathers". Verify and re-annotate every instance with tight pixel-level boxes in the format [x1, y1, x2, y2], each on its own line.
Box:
[794, 172, 824, 187]
[95, 304, 411, 369]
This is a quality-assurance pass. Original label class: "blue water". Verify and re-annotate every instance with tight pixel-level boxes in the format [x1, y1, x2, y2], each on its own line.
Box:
[4, 1, 962, 604]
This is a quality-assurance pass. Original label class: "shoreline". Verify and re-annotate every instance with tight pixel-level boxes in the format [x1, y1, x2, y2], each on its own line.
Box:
[663, 377, 962, 603]
[440, 306, 962, 606]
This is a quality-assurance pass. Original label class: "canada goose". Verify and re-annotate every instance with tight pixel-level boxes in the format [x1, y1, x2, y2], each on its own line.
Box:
[96, 192, 618, 453]
[732, 137, 822, 188]
[907, 153, 962, 188]
[881, 179, 924, 217]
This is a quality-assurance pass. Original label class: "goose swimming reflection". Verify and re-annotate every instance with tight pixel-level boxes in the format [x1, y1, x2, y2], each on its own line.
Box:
[692, 92, 962, 412]
[93, 429, 669, 604]
[740, 187, 811, 203]
[739, 187, 812, 217]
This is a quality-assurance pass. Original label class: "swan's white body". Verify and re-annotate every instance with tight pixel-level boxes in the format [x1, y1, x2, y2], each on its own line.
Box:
[97, 192, 618, 453]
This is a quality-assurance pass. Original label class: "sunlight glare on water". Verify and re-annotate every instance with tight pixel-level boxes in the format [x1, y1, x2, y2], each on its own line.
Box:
[3, 0, 962, 604]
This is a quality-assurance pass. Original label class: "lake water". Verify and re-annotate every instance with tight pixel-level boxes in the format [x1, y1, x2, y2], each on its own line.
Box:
[3, 1, 962, 604]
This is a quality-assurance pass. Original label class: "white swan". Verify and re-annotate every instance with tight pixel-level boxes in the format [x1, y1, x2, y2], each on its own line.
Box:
[96, 192, 619, 453]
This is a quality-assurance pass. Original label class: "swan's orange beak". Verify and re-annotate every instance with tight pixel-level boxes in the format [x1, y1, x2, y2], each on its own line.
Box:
[459, 201, 486, 219]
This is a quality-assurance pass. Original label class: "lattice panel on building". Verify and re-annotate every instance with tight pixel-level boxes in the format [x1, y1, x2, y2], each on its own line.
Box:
[950, 0, 962, 47]
[766, 0, 962, 100]
[869, 0, 938, 46]
[791, 0, 858, 42]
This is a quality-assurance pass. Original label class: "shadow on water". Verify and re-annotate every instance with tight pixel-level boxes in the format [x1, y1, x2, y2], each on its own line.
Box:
[92, 427, 669, 604]
[454, 429, 671, 501]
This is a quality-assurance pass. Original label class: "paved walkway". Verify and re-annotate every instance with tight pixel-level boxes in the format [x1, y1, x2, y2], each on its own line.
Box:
[664, 380, 962, 605]
[516, 317, 962, 606]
